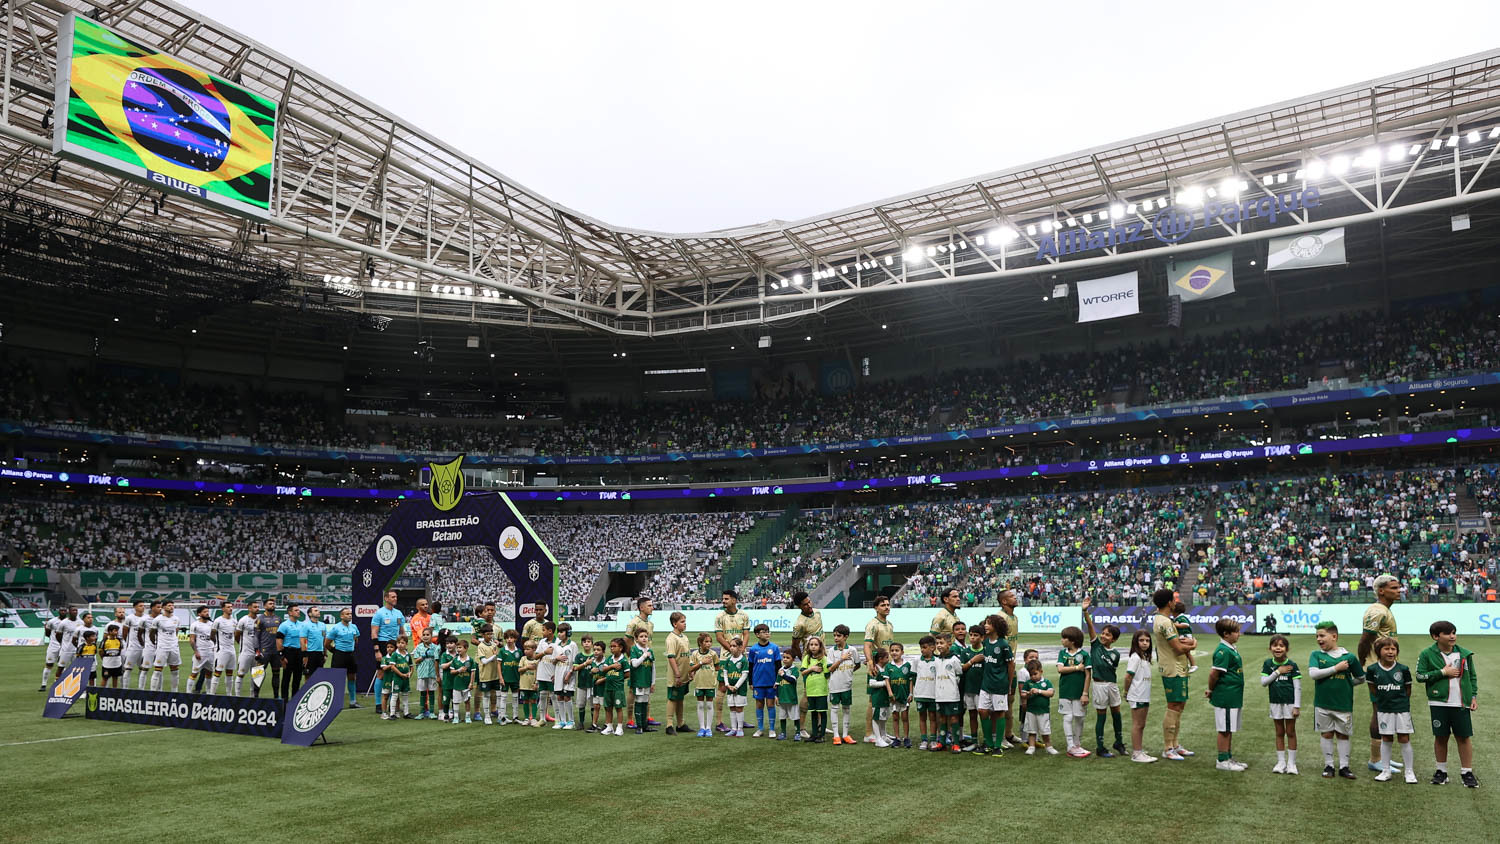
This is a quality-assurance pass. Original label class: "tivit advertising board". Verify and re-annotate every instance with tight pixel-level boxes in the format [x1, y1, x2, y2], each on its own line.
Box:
[53, 13, 278, 220]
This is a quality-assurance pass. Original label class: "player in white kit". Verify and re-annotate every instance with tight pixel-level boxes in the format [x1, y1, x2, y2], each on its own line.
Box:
[211, 604, 238, 694]
[138, 602, 162, 689]
[188, 606, 216, 693]
[40, 611, 65, 690]
[235, 601, 262, 695]
[57, 610, 86, 673]
[151, 601, 182, 691]
[121, 601, 150, 689]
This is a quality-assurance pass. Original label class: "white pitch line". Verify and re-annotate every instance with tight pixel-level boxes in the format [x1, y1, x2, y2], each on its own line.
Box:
[0, 726, 172, 747]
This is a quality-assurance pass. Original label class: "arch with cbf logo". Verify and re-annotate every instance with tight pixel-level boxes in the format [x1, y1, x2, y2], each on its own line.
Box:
[351, 463, 558, 690]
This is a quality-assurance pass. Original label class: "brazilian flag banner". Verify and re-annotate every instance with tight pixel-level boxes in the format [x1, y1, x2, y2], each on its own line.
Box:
[52, 13, 278, 220]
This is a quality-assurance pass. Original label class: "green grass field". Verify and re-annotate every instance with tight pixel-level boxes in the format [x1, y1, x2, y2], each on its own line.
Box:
[2, 633, 1493, 843]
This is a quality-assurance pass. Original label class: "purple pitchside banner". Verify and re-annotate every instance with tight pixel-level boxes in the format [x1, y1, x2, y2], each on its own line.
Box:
[1087, 605, 1257, 636]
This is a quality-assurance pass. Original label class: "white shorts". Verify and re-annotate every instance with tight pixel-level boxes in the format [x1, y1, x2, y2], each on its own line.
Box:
[553, 676, 574, 693]
[1023, 711, 1052, 736]
[59, 648, 78, 666]
[1213, 706, 1242, 733]
[776, 702, 800, 720]
[214, 649, 237, 672]
[191, 649, 216, 673]
[1268, 703, 1299, 720]
[45, 642, 61, 663]
[238, 649, 259, 674]
[1314, 707, 1353, 735]
[871, 705, 891, 722]
[1376, 711, 1415, 736]
[577, 688, 593, 705]
[891, 701, 908, 713]
[1091, 682, 1121, 709]
[962, 694, 977, 710]
[153, 646, 180, 668]
[1057, 698, 1085, 718]
[726, 694, 747, 708]
[124, 647, 144, 669]
[452, 689, 470, 703]
[142, 644, 157, 666]
[537, 668, 555, 686]
[977, 690, 1009, 712]
[417, 678, 437, 691]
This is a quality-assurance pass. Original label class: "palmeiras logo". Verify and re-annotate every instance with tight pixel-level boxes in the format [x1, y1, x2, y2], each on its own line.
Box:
[1287, 234, 1326, 260]
[293, 680, 335, 733]
[499, 525, 525, 560]
[375, 534, 399, 567]
[428, 455, 465, 511]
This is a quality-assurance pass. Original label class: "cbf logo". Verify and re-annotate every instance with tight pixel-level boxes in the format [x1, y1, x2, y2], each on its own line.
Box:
[527, 561, 540, 582]
[428, 455, 465, 511]
[293, 681, 335, 733]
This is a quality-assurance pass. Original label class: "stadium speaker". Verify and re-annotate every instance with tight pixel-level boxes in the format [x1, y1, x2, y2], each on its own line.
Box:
[1167, 295, 1182, 328]
[1052, 284, 1069, 299]
[758, 335, 771, 349]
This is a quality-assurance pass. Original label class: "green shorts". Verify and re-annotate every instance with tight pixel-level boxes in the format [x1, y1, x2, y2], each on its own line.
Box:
[938, 701, 963, 717]
[695, 688, 717, 701]
[1161, 675, 1189, 704]
[1429, 706, 1473, 739]
[479, 680, 499, 693]
[916, 698, 937, 713]
[667, 683, 689, 702]
[519, 689, 538, 703]
[831, 690, 852, 706]
[601, 690, 625, 709]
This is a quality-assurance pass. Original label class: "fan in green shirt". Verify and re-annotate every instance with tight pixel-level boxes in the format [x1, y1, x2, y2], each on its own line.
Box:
[1208, 640, 1244, 709]
[1367, 661, 1411, 714]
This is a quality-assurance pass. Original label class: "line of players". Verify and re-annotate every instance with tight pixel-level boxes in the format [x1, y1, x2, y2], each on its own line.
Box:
[41, 599, 288, 696]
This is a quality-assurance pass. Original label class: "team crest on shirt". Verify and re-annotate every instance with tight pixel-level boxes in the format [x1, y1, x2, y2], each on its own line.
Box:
[428, 455, 465, 511]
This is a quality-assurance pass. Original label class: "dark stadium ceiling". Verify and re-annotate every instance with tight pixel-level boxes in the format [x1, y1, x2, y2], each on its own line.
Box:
[6, 0, 1500, 352]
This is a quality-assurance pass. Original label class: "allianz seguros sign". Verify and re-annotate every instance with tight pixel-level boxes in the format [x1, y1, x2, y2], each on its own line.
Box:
[1034, 186, 1321, 260]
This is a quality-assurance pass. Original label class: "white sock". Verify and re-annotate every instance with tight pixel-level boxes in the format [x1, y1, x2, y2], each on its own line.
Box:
[170, 672, 180, 692]
[841, 706, 852, 735]
[209, 675, 220, 695]
[697, 702, 707, 729]
[1320, 737, 1334, 765]
[1336, 738, 1350, 769]
[1288, 748, 1297, 763]
[1437, 760, 1448, 772]
[874, 720, 886, 742]
[1276, 749, 1286, 765]
[43, 665, 52, 686]
[1380, 741, 1391, 770]
[1401, 742, 1414, 771]
[150, 670, 162, 691]
[138, 668, 150, 690]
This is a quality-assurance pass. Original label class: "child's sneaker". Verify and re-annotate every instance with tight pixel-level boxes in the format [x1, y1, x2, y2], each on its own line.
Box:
[874, 738, 891, 748]
[831, 735, 843, 745]
[793, 733, 803, 742]
[929, 742, 943, 752]
[950, 743, 963, 754]
[1404, 770, 1419, 784]
[1173, 746, 1195, 757]
[1285, 762, 1299, 775]
[1272, 760, 1286, 774]
[918, 740, 929, 751]
[1000, 739, 1014, 750]
[1096, 746, 1115, 758]
[1374, 769, 1392, 782]
[903, 738, 912, 749]
[380, 712, 389, 720]
[1322, 765, 1336, 778]
[1188, 665, 1199, 673]
[1131, 751, 1157, 763]
[1461, 771, 1479, 788]
[752, 729, 763, 738]
[1113, 741, 1128, 756]
[1230, 760, 1247, 771]
[1024, 746, 1036, 756]
[1215, 759, 1240, 771]
[768, 731, 777, 739]
[734, 729, 744, 737]
[1338, 767, 1357, 780]
[438, 712, 447, 722]
[484, 716, 493, 725]
[1068, 746, 1091, 758]
[1045, 746, 1060, 756]
[1164, 749, 1186, 761]
[551, 721, 564, 729]
[1431, 770, 1449, 785]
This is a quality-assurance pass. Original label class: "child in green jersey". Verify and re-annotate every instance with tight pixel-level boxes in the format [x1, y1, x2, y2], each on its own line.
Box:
[1368, 637, 1416, 783]
[446, 640, 476, 724]
[1056, 626, 1092, 758]
[585, 640, 608, 732]
[867, 648, 894, 747]
[1081, 598, 1125, 757]
[411, 629, 439, 720]
[720, 637, 749, 737]
[1019, 658, 1057, 755]
[437, 640, 457, 722]
[962, 625, 986, 750]
[1173, 600, 1198, 674]
[888, 642, 913, 749]
[628, 629, 656, 735]
[776, 649, 801, 741]
[1206, 618, 1246, 771]
[1309, 621, 1363, 779]
[574, 635, 595, 732]
[498, 630, 522, 724]
[1415, 620, 1480, 787]
[976, 615, 1014, 756]
[383, 637, 413, 719]
[1261, 634, 1301, 774]
[600, 637, 628, 735]
[801, 636, 830, 743]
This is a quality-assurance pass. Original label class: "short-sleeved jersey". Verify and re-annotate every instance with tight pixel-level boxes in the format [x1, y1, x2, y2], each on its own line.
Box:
[383, 652, 412, 690]
[412, 643, 440, 680]
[1173, 614, 1192, 636]
[213, 615, 237, 650]
[1151, 612, 1190, 678]
[934, 654, 962, 702]
[236, 615, 258, 650]
[371, 606, 406, 642]
[499, 646, 521, 684]
[303, 620, 326, 652]
[1209, 641, 1244, 708]
[190, 619, 216, 652]
[628, 644, 655, 688]
[665, 631, 692, 685]
[980, 638, 1014, 693]
[444, 656, 474, 690]
[930, 608, 959, 642]
[1261, 657, 1301, 705]
[777, 664, 800, 704]
[521, 619, 547, 645]
[276, 618, 304, 648]
[748, 641, 782, 688]
[476, 641, 501, 682]
[1022, 678, 1053, 714]
[255, 613, 280, 653]
[599, 655, 624, 694]
[960, 642, 985, 695]
[690, 649, 720, 690]
[1090, 638, 1120, 684]
[1057, 647, 1091, 700]
[1310, 648, 1364, 711]
[1362, 602, 1397, 639]
[887, 661, 914, 702]
[801, 655, 829, 697]
[791, 611, 824, 646]
[714, 609, 749, 646]
[101, 636, 124, 668]
[518, 656, 539, 691]
[573, 652, 594, 690]
[913, 655, 938, 700]
[1367, 661, 1411, 714]
[1001, 609, 1021, 655]
[624, 614, 655, 643]
[123, 613, 149, 647]
[720, 653, 748, 691]
[863, 616, 894, 654]
[533, 638, 557, 682]
[328, 622, 359, 652]
[827, 645, 858, 693]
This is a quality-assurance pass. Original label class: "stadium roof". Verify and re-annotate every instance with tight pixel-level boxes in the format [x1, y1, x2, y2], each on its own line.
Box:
[6, 0, 1500, 340]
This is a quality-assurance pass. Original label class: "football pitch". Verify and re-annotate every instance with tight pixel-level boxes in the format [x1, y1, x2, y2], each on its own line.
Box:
[1, 633, 1493, 843]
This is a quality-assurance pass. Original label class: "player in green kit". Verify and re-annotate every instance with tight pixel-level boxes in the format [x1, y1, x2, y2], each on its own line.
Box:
[1020, 659, 1057, 755]
[499, 630, 522, 724]
[627, 629, 656, 734]
[866, 649, 894, 747]
[976, 615, 1014, 756]
[383, 639, 413, 719]
[601, 637, 629, 735]
[1205, 618, 1246, 771]
[1081, 598, 1126, 757]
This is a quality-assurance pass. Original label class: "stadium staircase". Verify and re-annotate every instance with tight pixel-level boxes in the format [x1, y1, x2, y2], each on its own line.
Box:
[809, 556, 859, 608]
[582, 565, 611, 617]
[715, 506, 800, 596]
[1457, 483, 1490, 533]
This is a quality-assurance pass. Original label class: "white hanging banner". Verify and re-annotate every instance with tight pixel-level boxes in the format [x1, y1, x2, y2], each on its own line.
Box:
[1076, 271, 1140, 323]
[1266, 227, 1346, 271]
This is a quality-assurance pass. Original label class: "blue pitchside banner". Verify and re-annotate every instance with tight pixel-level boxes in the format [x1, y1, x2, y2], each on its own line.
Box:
[43, 657, 94, 717]
[84, 685, 283, 738]
[350, 473, 557, 690]
[281, 667, 344, 746]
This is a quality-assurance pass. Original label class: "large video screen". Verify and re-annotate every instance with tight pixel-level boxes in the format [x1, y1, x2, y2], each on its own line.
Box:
[52, 13, 277, 220]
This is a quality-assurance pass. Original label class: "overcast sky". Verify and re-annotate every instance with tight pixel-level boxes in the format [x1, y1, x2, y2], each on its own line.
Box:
[185, 0, 1500, 233]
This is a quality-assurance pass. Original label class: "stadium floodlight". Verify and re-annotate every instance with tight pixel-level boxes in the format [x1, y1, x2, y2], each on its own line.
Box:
[1205, 187, 1217, 198]
[974, 235, 986, 245]
[1430, 138, 1443, 151]
[884, 256, 893, 265]
[1468, 130, 1481, 144]
[1081, 213, 1093, 225]
[926, 246, 938, 256]
[1025, 225, 1037, 237]
[903, 246, 923, 263]
[881, 323, 887, 329]
[1178, 186, 1204, 207]
[793, 273, 803, 284]
[1218, 179, 1238, 196]
[1447, 135, 1459, 148]
[1307, 161, 1326, 179]
[1262, 175, 1275, 186]
[1277, 173, 1288, 184]
[1064, 217, 1075, 227]
[1329, 155, 1349, 175]
[1491, 127, 1500, 140]
[1386, 144, 1404, 162]
[1409, 143, 1423, 156]
[1040, 220, 1053, 233]
[1109, 204, 1123, 219]
[1156, 197, 1169, 210]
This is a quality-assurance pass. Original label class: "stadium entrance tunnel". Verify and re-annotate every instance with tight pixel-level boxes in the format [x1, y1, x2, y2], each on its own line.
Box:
[350, 491, 558, 689]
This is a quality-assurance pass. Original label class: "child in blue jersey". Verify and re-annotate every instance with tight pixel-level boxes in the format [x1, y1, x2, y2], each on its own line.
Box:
[747, 623, 783, 738]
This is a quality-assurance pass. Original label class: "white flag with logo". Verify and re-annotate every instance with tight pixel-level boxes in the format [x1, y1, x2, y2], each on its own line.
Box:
[1267, 227, 1346, 271]
[1076, 271, 1140, 323]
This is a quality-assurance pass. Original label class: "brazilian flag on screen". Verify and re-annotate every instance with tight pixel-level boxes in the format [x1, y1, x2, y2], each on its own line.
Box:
[54, 13, 277, 218]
